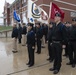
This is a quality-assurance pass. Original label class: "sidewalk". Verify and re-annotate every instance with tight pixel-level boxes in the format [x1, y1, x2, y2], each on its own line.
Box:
[0, 38, 76, 75]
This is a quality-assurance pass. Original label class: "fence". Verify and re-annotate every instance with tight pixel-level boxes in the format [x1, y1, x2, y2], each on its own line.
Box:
[0, 30, 12, 38]
[0, 25, 12, 38]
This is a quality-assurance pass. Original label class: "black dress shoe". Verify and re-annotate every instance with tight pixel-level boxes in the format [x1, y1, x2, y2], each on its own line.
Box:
[72, 64, 75, 68]
[49, 68, 55, 71]
[28, 64, 34, 67]
[63, 54, 68, 57]
[47, 58, 51, 61]
[36, 51, 38, 53]
[26, 63, 30, 65]
[36, 52, 41, 54]
[63, 54, 67, 56]
[41, 46, 45, 48]
[66, 62, 72, 65]
[37, 52, 41, 54]
[12, 51, 18, 53]
[53, 70, 59, 74]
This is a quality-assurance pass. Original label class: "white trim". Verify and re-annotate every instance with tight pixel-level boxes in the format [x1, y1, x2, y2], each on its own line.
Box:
[39, 4, 50, 7]
[33, 0, 76, 7]
[54, 0, 76, 7]
[38, 4, 76, 12]
[60, 7, 76, 12]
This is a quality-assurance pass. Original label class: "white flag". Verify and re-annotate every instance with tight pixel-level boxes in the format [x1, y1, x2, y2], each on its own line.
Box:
[22, 13, 28, 24]
[27, 0, 48, 24]
[27, 0, 41, 21]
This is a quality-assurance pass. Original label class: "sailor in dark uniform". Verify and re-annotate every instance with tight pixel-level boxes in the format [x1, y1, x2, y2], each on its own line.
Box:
[35, 22, 43, 54]
[12, 24, 18, 53]
[63, 22, 71, 57]
[66, 18, 76, 68]
[18, 23, 22, 44]
[26, 23, 35, 67]
[49, 13, 67, 74]
[43, 23, 48, 43]
[22, 23, 27, 46]
[47, 22, 55, 62]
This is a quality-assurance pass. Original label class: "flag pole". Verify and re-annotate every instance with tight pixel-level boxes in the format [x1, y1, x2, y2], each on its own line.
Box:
[48, 2, 52, 24]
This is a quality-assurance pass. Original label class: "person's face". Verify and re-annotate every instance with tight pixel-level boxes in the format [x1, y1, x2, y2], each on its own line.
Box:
[49, 24, 53, 28]
[54, 16, 61, 23]
[28, 26, 32, 31]
[36, 24, 40, 28]
[66, 24, 69, 27]
[22, 25, 24, 27]
[44, 24, 46, 26]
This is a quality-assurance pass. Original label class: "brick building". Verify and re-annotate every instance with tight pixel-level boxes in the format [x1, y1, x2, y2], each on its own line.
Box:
[3, 0, 76, 25]
[3, 0, 27, 26]
[3, 1, 10, 26]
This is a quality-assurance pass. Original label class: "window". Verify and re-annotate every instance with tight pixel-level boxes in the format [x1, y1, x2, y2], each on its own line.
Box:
[22, 3, 26, 7]
[70, 12, 76, 17]
[22, 0, 26, 7]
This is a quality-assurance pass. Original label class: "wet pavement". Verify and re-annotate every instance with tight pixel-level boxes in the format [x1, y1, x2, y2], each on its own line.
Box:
[0, 38, 76, 75]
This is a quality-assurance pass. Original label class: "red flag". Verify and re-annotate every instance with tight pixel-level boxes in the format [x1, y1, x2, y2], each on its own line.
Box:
[49, 2, 65, 20]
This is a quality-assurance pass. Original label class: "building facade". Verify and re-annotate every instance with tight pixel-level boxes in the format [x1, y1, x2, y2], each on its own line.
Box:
[3, 1, 10, 26]
[3, 0, 76, 25]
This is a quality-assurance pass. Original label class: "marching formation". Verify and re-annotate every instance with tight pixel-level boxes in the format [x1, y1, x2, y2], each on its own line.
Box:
[11, 13, 76, 74]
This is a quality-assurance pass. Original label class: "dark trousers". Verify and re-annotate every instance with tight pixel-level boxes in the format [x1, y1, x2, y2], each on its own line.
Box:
[48, 41, 54, 60]
[44, 34, 47, 43]
[68, 42, 76, 64]
[52, 42, 62, 71]
[28, 45, 34, 65]
[18, 38, 21, 43]
[37, 39, 41, 53]
[64, 43, 69, 56]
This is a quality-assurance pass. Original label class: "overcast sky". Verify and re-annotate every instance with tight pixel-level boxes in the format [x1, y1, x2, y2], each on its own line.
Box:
[0, 0, 15, 16]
